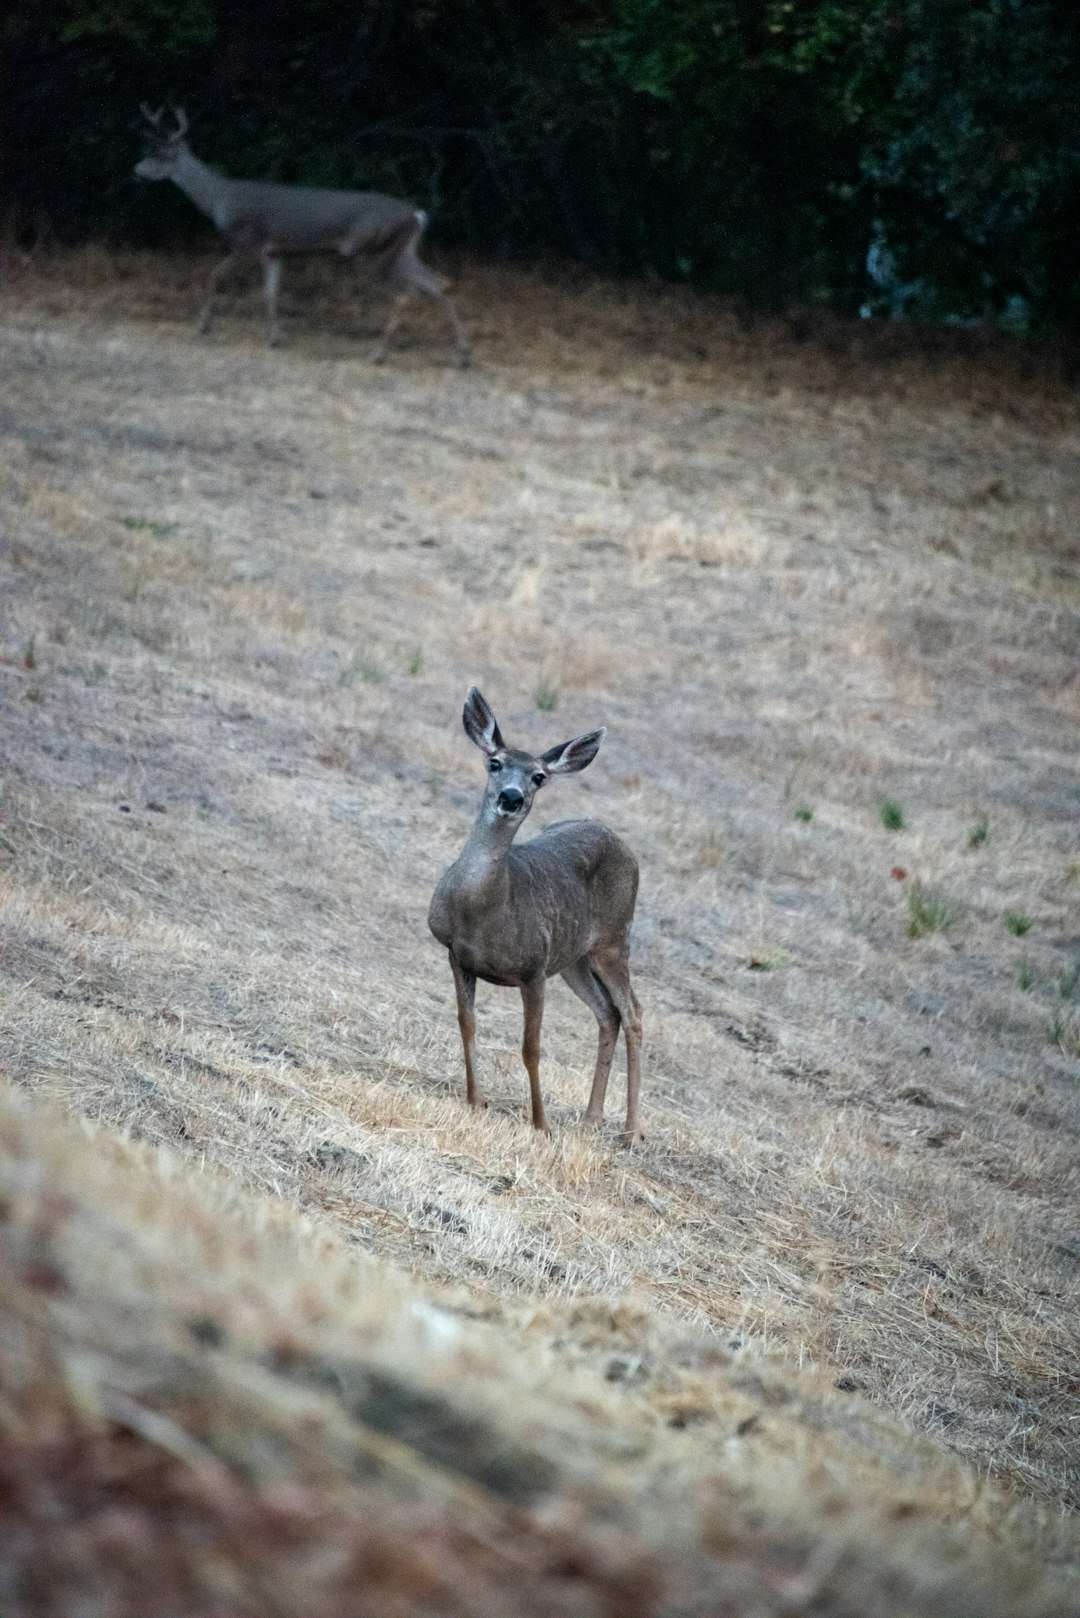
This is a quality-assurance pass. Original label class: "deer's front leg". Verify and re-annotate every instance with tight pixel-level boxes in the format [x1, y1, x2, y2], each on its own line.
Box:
[520, 977, 549, 1132]
[261, 254, 283, 347]
[198, 250, 239, 335]
[449, 953, 485, 1110]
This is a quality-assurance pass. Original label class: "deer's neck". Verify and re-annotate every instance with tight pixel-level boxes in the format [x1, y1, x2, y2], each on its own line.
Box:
[170, 149, 232, 226]
[450, 812, 518, 912]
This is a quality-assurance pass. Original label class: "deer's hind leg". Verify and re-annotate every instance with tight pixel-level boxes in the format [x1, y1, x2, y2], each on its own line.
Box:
[261, 253, 284, 347]
[561, 960, 620, 1129]
[371, 288, 413, 365]
[430, 286, 471, 367]
[381, 218, 471, 367]
[586, 947, 643, 1147]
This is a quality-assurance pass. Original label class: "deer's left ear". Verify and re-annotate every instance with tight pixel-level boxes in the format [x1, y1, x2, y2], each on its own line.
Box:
[541, 728, 606, 775]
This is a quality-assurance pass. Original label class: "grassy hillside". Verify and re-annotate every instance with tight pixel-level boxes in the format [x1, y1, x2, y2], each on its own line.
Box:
[1, 249, 1078, 1614]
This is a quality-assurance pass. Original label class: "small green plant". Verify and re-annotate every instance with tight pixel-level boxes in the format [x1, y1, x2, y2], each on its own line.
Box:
[1004, 912, 1033, 937]
[533, 677, 559, 712]
[748, 949, 790, 972]
[23, 633, 37, 671]
[878, 798, 906, 831]
[121, 515, 179, 539]
[1016, 956, 1036, 992]
[1058, 960, 1080, 1002]
[1047, 1007, 1080, 1059]
[968, 815, 989, 848]
[128, 562, 153, 603]
[340, 651, 385, 686]
[407, 646, 424, 676]
[906, 880, 958, 938]
[794, 804, 814, 823]
[698, 829, 726, 869]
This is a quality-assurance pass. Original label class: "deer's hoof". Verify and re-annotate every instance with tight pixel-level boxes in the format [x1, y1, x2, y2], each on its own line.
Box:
[467, 1095, 489, 1111]
[581, 1113, 603, 1131]
[619, 1128, 644, 1150]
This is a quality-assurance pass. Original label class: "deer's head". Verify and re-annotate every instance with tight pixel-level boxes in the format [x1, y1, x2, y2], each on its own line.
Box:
[463, 688, 605, 830]
[134, 105, 190, 180]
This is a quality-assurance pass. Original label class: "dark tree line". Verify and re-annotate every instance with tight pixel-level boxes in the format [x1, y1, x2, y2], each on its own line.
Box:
[2, 1, 1078, 329]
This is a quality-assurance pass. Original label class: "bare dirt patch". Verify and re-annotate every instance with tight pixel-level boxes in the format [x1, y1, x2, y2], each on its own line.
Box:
[1, 250, 1078, 1610]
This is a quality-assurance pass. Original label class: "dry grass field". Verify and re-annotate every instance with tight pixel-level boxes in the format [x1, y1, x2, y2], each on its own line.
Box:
[1, 247, 1078, 1615]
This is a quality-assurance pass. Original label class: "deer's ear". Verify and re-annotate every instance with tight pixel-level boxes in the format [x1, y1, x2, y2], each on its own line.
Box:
[541, 728, 606, 775]
[463, 688, 505, 755]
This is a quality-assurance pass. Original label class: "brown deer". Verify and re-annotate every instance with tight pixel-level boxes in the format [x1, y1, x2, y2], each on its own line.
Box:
[428, 689, 643, 1144]
[134, 105, 469, 364]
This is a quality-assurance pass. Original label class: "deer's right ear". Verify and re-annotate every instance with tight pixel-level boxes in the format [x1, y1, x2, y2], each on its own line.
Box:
[462, 688, 505, 755]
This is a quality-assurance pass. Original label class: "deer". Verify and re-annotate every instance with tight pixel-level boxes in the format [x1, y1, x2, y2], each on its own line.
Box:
[428, 689, 643, 1145]
[134, 105, 470, 365]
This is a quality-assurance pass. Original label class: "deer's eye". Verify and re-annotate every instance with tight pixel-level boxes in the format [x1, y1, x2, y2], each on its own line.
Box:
[532, 772, 546, 787]
[488, 758, 502, 773]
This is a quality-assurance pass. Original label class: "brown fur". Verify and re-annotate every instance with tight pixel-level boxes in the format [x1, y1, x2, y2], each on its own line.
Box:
[429, 690, 644, 1141]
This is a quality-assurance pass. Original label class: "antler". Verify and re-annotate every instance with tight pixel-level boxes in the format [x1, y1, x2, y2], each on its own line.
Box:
[139, 104, 188, 139]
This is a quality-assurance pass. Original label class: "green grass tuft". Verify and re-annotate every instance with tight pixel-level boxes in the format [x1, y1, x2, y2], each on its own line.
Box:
[533, 677, 559, 712]
[967, 815, 989, 848]
[1059, 961, 1080, 1002]
[340, 651, 385, 686]
[1004, 912, 1033, 937]
[794, 804, 814, 823]
[1047, 1008, 1080, 1060]
[878, 798, 906, 831]
[748, 951, 789, 972]
[120, 514, 179, 539]
[906, 881, 958, 938]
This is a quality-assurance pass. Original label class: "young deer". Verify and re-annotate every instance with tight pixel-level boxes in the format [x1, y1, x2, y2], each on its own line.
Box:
[428, 689, 643, 1144]
[134, 105, 469, 364]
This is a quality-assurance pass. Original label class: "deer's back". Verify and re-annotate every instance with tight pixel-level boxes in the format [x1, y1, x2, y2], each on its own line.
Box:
[508, 819, 638, 970]
[221, 179, 414, 250]
[517, 819, 637, 904]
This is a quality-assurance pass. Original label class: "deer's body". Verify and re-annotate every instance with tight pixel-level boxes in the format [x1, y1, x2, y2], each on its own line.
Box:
[165, 155, 420, 254]
[430, 819, 637, 985]
[429, 690, 643, 1143]
[134, 107, 469, 362]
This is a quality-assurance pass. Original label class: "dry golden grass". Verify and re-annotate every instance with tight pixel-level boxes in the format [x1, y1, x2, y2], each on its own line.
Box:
[1, 248, 1078, 1614]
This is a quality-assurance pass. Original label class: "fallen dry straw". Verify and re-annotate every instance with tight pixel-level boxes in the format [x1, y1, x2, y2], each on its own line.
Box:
[1, 1081, 1074, 1617]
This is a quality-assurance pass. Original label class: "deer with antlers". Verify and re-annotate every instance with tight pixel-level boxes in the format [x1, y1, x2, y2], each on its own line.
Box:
[134, 105, 469, 364]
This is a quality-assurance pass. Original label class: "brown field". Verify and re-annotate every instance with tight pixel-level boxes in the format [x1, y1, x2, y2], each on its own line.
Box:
[1, 247, 1078, 1616]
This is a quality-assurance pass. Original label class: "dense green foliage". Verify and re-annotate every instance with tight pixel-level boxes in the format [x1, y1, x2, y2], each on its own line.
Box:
[2, 1, 1078, 326]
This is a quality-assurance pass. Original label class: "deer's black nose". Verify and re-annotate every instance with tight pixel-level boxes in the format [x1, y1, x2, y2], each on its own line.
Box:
[497, 787, 525, 813]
